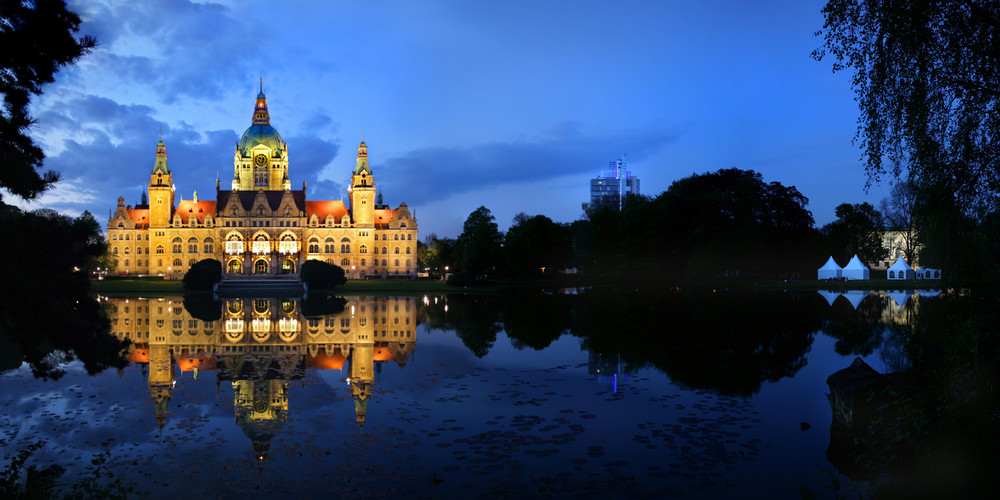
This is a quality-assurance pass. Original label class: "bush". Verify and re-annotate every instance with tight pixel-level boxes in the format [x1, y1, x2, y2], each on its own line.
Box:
[300, 260, 347, 289]
[182, 259, 222, 290]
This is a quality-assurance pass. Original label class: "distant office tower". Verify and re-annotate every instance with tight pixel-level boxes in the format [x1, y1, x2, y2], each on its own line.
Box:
[583, 156, 639, 213]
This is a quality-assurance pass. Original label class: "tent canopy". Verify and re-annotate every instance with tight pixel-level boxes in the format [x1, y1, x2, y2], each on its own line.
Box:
[817, 256, 842, 279]
[841, 255, 870, 280]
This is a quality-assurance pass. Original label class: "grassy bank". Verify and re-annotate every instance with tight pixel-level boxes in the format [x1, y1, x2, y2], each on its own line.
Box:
[90, 275, 949, 297]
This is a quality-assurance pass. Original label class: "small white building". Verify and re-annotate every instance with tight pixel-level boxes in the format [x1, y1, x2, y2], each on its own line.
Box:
[917, 268, 942, 280]
[887, 258, 915, 280]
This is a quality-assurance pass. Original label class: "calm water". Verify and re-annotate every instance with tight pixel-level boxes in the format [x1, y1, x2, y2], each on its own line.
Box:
[0, 289, 948, 497]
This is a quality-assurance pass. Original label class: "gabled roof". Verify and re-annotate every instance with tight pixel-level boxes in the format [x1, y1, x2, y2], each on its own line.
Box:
[217, 190, 305, 213]
[174, 200, 216, 224]
[306, 200, 348, 220]
[127, 207, 150, 228]
[373, 208, 397, 228]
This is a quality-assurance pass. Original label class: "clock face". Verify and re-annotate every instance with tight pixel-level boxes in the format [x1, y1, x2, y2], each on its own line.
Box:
[254, 155, 267, 167]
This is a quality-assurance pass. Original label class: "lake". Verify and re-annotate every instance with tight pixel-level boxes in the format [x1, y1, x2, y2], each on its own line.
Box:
[1, 288, 985, 498]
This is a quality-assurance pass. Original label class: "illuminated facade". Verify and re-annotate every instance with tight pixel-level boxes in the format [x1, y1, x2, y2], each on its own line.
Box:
[582, 156, 639, 213]
[107, 86, 418, 279]
[108, 296, 418, 455]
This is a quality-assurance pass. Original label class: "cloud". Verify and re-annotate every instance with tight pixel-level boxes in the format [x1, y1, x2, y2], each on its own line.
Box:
[377, 124, 684, 205]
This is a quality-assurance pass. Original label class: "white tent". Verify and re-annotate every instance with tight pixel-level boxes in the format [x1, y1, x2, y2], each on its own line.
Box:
[818, 290, 841, 307]
[917, 268, 942, 280]
[817, 256, 842, 280]
[841, 254, 870, 280]
[887, 258, 915, 280]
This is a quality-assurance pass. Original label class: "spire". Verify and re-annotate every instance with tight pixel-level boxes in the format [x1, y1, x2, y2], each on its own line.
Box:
[151, 139, 169, 175]
[141, 189, 147, 206]
[253, 80, 270, 125]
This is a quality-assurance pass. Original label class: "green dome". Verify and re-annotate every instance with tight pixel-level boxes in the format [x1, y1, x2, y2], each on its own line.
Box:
[239, 124, 283, 154]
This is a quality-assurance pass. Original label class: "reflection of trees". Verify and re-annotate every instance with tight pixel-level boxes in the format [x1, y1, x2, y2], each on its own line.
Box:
[182, 294, 222, 322]
[0, 208, 128, 379]
[500, 292, 572, 350]
[570, 289, 822, 396]
[825, 291, 1000, 497]
[423, 295, 501, 357]
[821, 293, 889, 356]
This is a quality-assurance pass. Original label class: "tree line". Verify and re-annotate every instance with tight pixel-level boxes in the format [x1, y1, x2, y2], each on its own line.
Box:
[423, 168, 940, 284]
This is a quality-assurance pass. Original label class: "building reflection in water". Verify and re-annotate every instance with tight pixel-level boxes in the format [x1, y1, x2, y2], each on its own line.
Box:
[106, 295, 417, 460]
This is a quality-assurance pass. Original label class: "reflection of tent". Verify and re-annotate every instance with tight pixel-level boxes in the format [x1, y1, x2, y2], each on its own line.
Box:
[842, 255, 870, 280]
[887, 259, 915, 280]
[916, 268, 941, 280]
[841, 290, 869, 309]
[915, 289, 940, 298]
[818, 290, 841, 307]
[887, 291, 912, 307]
[818, 256, 842, 280]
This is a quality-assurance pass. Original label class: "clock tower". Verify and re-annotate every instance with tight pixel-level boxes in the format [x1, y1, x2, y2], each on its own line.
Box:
[232, 81, 289, 191]
[148, 139, 174, 275]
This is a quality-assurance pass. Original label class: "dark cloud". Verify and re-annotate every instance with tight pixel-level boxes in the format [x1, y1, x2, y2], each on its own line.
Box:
[377, 125, 683, 205]
[32, 91, 348, 221]
[73, 0, 268, 103]
[286, 135, 340, 186]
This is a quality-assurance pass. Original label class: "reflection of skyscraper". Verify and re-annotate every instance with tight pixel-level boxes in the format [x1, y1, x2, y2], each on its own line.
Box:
[106, 295, 418, 455]
[583, 156, 640, 213]
[587, 350, 634, 394]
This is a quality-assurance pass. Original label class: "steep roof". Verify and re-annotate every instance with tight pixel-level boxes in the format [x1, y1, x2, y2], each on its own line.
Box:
[373, 208, 397, 228]
[174, 200, 217, 224]
[306, 200, 348, 220]
[129, 207, 150, 228]
[217, 190, 305, 213]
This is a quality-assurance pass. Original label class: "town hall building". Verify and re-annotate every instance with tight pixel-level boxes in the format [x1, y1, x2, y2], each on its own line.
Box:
[107, 86, 418, 279]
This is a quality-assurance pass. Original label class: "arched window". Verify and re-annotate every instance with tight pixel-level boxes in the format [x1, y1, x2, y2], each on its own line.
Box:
[382, 259, 387, 266]
[325, 238, 335, 253]
[407, 234, 412, 240]
[406, 259, 410, 267]
[124, 234, 130, 241]
[406, 247, 411, 254]
[188, 237, 198, 253]
[381, 234, 387, 240]
[112, 247, 118, 255]
[189, 259, 197, 266]
[394, 234, 399, 240]
[112, 234, 117, 241]
[308, 238, 319, 253]
[394, 259, 399, 266]
[204, 237, 214, 253]
[173, 258, 182, 267]
[341, 258, 350, 266]
[889, 271, 895, 279]
[394, 247, 400, 254]
[124, 247, 130, 255]
[360, 245, 367, 254]
[172, 237, 182, 253]
[361, 258, 366, 266]
[124, 260, 129, 267]
[382, 247, 387, 254]
[156, 245, 164, 254]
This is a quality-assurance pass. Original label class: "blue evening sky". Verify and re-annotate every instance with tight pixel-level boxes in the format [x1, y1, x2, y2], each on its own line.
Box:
[22, 0, 892, 238]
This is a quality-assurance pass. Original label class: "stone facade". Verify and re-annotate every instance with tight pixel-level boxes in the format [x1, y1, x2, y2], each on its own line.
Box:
[108, 88, 417, 279]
